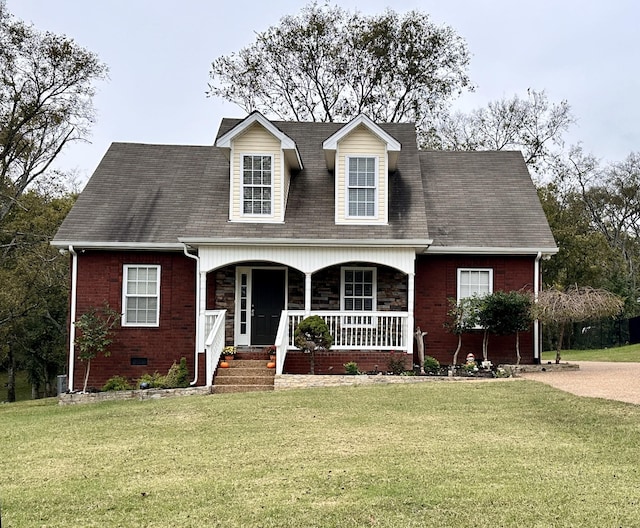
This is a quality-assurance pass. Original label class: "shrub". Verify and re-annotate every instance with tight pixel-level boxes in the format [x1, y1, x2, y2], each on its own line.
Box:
[343, 361, 359, 375]
[164, 357, 190, 388]
[102, 375, 132, 391]
[138, 372, 167, 389]
[423, 355, 440, 374]
[387, 353, 406, 375]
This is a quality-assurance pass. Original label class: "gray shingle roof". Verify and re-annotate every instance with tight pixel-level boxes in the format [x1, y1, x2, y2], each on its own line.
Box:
[420, 150, 556, 249]
[53, 119, 556, 252]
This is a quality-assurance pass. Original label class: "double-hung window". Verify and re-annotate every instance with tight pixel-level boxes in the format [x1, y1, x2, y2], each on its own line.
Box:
[123, 265, 160, 326]
[347, 157, 376, 217]
[242, 154, 273, 215]
[457, 268, 493, 301]
[341, 267, 376, 325]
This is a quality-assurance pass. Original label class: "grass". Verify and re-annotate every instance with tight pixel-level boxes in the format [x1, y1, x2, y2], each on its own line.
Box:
[1, 382, 640, 527]
[542, 342, 640, 362]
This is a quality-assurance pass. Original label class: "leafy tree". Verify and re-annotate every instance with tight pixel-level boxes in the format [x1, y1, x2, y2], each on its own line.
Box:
[479, 291, 532, 365]
[534, 287, 624, 363]
[0, 190, 74, 400]
[208, 2, 472, 135]
[444, 296, 480, 365]
[74, 304, 120, 393]
[0, 1, 107, 223]
[294, 315, 333, 375]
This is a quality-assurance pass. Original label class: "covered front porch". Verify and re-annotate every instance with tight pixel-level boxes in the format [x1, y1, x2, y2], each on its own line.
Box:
[184, 242, 420, 386]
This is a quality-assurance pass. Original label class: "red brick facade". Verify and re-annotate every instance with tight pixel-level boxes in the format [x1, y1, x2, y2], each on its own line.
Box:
[414, 254, 537, 366]
[71, 251, 539, 389]
[72, 251, 196, 391]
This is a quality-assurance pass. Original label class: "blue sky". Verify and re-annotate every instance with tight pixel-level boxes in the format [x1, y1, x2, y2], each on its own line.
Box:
[6, 0, 640, 185]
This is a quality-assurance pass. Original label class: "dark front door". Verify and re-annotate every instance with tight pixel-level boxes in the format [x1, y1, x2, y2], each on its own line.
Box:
[251, 269, 286, 345]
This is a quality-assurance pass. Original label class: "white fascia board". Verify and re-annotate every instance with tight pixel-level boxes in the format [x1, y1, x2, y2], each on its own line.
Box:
[51, 241, 184, 251]
[322, 114, 402, 152]
[425, 246, 559, 256]
[215, 112, 302, 169]
[179, 237, 432, 249]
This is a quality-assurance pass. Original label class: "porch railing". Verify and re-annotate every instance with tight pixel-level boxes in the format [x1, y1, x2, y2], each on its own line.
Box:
[273, 310, 410, 375]
[204, 309, 226, 386]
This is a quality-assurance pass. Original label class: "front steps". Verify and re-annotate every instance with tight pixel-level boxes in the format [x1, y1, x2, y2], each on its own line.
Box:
[213, 359, 275, 394]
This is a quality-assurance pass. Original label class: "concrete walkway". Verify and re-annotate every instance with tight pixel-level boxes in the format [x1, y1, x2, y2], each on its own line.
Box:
[520, 361, 640, 405]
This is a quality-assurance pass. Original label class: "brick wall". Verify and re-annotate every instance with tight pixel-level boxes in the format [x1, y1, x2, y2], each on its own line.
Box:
[414, 255, 537, 366]
[72, 251, 196, 390]
[283, 350, 412, 375]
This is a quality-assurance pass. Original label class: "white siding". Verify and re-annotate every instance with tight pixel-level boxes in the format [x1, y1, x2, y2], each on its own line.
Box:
[335, 125, 388, 224]
[230, 124, 283, 222]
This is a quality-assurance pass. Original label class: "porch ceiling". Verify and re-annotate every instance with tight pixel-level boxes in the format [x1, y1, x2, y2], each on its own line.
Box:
[192, 244, 419, 275]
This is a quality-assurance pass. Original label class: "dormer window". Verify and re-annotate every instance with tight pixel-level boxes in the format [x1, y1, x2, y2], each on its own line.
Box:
[347, 156, 377, 217]
[242, 154, 273, 215]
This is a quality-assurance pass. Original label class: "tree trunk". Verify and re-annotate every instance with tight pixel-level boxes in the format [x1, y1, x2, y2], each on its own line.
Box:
[6, 344, 16, 403]
[83, 360, 91, 393]
[555, 323, 564, 364]
[482, 330, 489, 361]
[515, 331, 521, 365]
[452, 334, 462, 366]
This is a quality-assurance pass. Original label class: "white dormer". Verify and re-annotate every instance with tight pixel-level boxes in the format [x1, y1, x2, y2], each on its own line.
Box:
[323, 115, 401, 225]
[215, 112, 302, 223]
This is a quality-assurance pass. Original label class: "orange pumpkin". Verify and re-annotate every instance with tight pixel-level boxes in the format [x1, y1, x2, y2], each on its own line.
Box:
[220, 360, 230, 368]
[266, 361, 276, 369]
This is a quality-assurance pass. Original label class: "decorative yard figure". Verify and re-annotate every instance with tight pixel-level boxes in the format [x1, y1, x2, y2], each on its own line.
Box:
[414, 327, 427, 374]
[294, 315, 333, 375]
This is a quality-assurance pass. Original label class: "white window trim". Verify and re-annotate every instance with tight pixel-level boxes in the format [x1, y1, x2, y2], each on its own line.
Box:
[345, 155, 378, 219]
[122, 264, 161, 327]
[241, 153, 274, 218]
[341, 266, 377, 327]
[457, 268, 494, 302]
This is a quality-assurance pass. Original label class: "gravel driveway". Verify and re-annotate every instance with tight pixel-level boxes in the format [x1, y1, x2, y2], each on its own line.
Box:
[520, 361, 640, 405]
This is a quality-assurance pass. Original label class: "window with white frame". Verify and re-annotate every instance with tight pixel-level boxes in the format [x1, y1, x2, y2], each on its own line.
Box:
[341, 267, 376, 325]
[123, 265, 160, 326]
[457, 268, 493, 301]
[347, 156, 377, 217]
[242, 154, 272, 215]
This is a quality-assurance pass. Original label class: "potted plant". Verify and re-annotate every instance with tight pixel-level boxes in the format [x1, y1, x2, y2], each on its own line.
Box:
[223, 346, 236, 361]
[266, 345, 276, 361]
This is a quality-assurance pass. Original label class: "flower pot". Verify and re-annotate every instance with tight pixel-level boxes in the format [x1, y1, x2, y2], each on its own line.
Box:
[224, 355, 234, 361]
[269, 354, 276, 361]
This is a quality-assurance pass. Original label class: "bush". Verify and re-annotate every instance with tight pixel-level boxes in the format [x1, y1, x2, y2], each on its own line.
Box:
[138, 372, 167, 389]
[164, 357, 190, 388]
[343, 361, 359, 375]
[423, 355, 440, 374]
[387, 353, 406, 375]
[102, 375, 132, 391]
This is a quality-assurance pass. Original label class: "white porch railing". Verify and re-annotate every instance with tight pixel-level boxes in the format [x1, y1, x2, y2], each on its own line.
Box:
[204, 309, 226, 386]
[273, 310, 410, 374]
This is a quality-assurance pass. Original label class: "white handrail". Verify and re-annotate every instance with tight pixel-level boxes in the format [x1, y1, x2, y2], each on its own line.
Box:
[204, 309, 226, 386]
[274, 310, 289, 375]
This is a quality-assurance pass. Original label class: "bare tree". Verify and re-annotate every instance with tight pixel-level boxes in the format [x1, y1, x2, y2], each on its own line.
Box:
[208, 3, 472, 134]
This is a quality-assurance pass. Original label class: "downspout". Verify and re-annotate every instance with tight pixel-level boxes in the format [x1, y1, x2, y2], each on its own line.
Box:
[182, 244, 201, 385]
[68, 245, 78, 391]
[533, 251, 542, 363]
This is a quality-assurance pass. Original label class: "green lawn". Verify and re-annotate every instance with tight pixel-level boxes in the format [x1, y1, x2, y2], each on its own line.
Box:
[542, 343, 640, 362]
[1, 382, 639, 527]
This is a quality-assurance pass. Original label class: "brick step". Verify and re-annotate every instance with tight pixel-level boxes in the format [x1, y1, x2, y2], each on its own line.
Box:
[223, 359, 271, 368]
[216, 367, 275, 377]
[213, 385, 274, 394]
[215, 375, 275, 386]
